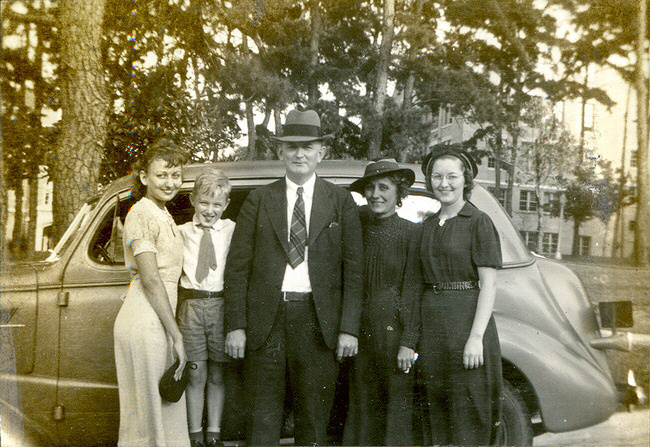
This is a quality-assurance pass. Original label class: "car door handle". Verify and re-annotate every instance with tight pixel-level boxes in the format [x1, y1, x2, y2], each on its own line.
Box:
[0, 323, 26, 328]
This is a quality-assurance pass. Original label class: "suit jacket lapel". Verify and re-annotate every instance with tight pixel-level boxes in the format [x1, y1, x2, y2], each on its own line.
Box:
[309, 177, 334, 246]
[265, 179, 291, 257]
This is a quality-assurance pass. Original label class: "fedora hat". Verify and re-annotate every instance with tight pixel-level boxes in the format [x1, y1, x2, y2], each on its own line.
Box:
[350, 159, 416, 194]
[421, 143, 478, 179]
[272, 109, 333, 142]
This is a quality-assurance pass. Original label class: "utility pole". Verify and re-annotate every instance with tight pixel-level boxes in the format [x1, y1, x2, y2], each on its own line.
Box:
[634, 0, 649, 266]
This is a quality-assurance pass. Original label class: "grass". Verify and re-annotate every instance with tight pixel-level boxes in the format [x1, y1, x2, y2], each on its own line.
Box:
[564, 260, 650, 395]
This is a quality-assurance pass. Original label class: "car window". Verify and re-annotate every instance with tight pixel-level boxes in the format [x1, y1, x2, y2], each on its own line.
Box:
[88, 194, 136, 265]
[88, 189, 252, 265]
[46, 200, 98, 262]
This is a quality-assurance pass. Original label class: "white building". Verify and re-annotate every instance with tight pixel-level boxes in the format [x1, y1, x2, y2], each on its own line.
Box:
[5, 166, 54, 253]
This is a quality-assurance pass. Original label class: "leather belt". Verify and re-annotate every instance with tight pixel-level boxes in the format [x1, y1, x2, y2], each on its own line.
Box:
[427, 281, 480, 294]
[282, 292, 313, 302]
[178, 287, 224, 300]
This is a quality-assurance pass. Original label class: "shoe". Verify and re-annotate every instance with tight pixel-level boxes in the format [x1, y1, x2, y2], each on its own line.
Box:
[190, 439, 205, 447]
[205, 438, 223, 447]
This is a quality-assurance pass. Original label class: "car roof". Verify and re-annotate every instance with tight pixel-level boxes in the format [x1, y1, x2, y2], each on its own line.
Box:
[100, 159, 428, 197]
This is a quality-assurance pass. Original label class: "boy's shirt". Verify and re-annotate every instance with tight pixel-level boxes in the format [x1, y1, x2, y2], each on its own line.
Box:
[179, 216, 236, 292]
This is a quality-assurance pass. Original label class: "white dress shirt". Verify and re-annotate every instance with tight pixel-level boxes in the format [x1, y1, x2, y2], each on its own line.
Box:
[179, 216, 236, 292]
[281, 174, 316, 292]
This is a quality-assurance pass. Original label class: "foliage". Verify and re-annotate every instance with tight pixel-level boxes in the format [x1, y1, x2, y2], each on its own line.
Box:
[518, 98, 577, 186]
[552, 0, 642, 84]
[563, 161, 621, 254]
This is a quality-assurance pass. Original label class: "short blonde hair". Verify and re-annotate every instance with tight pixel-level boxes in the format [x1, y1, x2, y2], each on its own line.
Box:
[192, 168, 232, 200]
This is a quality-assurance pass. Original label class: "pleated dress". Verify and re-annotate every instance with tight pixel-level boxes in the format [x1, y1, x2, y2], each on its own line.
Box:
[418, 201, 503, 446]
[343, 210, 423, 446]
[113, 197, 190, 447]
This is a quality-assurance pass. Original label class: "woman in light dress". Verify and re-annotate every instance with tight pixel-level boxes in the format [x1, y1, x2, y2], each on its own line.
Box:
[113, 139, 191, 447]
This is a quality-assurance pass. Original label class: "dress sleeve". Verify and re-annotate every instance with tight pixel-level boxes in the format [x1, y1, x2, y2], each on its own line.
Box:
[399, 222, 424, 350]
[123, 204, 158, 256]
[471, 212, 502, 268]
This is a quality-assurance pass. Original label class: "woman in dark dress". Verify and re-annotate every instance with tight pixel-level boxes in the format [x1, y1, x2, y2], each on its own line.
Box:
[343, 159, 424, 446]
[419, 145, 503, 446]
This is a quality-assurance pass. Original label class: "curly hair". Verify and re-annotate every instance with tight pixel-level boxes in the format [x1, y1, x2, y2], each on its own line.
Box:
[367, 172, 411, 207]
[130, 139, 188, 200]
[424, 154, 474, 201]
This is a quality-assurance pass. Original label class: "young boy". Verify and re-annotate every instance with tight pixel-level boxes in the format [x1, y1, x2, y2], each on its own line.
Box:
[177, 169, 235, 447]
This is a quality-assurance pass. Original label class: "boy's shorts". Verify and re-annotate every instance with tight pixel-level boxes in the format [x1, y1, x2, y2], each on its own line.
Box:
[177, 289, 228, 363]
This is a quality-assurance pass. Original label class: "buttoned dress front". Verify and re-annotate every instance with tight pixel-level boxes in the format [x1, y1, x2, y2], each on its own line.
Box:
[113, 197, 190, 447]
[419, 201, 503, 446]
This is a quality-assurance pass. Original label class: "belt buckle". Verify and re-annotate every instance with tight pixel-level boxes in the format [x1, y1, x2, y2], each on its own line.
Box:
[283, 292, 290, 302]
[432, 284, 441, 294]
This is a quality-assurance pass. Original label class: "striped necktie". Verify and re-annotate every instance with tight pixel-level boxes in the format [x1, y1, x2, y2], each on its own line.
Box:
[288, 186, 307, 269]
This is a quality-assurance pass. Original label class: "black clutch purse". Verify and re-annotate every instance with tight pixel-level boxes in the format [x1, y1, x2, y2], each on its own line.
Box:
[159, 360, 196, 403]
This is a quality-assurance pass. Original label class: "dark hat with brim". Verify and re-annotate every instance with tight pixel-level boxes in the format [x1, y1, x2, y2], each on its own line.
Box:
[272, 109, 333, 142]
[421, 144, 478, 179]
[350, 159, 416, 194]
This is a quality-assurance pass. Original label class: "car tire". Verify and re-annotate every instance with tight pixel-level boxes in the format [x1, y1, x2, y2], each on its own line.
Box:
[499, 379, 534, 446]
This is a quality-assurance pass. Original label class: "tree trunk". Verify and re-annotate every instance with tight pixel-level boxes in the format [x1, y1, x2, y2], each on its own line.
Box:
[245, 99, 256, 160]
[634, 0, 649, 266]
[52, 0, 109, 243]
[11, 180, 24, 259]
[506, 110, 521, 216]
[307, 0, 321, 107]
[571, 219, 582, 256]
[578, 66, 588, 161]
[368, 0, 395, 160]
[535, 188, 543, 254]
[27, 173, 39, 260]
[0, 147, 7, 264]
[612, 84, 632, 257]
[493, 130, 503, 200]
[274, 107, 282, 138]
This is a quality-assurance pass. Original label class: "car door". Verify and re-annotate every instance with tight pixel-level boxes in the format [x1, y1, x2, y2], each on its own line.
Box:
[53, 191, 134, 446]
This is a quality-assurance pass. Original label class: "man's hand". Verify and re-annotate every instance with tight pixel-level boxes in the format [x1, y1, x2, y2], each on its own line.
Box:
[225, 329, 246, 359]
[336, 333, 358, 361]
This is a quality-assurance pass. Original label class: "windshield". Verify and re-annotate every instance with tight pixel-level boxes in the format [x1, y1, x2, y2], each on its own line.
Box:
[45, 201, 98, 262]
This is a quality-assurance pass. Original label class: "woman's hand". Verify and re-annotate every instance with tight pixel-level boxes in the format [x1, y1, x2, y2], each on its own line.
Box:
[463, 334, 484, 369]
[172, 334, 188, 381]
[397, 346, 416, 373]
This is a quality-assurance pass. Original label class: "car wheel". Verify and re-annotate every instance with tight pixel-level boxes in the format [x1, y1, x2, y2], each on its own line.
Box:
[499, 380, 534, 446]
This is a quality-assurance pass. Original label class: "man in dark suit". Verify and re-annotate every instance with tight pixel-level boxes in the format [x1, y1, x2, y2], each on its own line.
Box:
[224, 109, 364, 446]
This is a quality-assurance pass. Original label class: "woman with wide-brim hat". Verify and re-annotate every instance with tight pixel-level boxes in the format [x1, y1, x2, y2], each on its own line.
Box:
[418, 144, 503, 445]
[342, 159, 424, 446]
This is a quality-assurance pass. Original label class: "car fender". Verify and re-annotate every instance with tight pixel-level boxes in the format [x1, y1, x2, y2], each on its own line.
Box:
[497, 317, 618, 432]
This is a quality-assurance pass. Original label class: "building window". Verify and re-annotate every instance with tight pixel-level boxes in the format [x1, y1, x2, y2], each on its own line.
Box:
[519, 190, 537, 212]
[630, 150, 638, 168]
[584, 103, 594, 130]
[488, 186, 507, 207]
[520, 230, 539, 252]
[578, 236, 591, 256]
[543, 192, 559, 214]
[488, 156, 496, 168]
[541, 232, 558, 255]
[445, 105, 453, 125]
